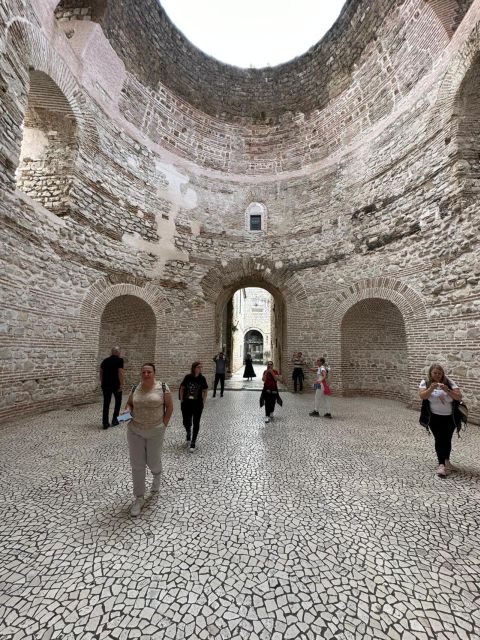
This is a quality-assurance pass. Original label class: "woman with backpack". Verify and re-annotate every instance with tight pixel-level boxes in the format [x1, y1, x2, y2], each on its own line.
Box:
[122, 363, 173, 517]
[419, 363, 462, 478]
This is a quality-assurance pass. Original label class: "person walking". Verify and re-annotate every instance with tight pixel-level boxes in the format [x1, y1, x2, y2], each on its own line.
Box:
[261, 360, 282, 423]
[122, 363, 173, 517]
[309, 357, 332, 418]
[100, 346, 124, 429]
[243, 353, 256, 381]
[179, 361, 208, 452]
[291, 351, 305, 393]
[419, 363, 463, 478]
[212, 351, 228, 397]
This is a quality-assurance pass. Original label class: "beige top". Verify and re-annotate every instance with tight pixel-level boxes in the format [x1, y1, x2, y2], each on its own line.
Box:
[129, 381, 170, 430]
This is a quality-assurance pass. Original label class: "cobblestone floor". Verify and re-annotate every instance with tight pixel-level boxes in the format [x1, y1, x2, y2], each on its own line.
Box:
[1, 393, 480, 640]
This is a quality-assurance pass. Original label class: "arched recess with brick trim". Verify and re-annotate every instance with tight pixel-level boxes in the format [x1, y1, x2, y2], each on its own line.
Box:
[4, 19, 98, 189]
[79, 281, 171, 393]
[200, 258, 312, 383]
[323, 278, 427, 404]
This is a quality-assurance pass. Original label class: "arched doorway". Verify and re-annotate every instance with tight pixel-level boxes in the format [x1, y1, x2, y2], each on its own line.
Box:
[244, 329, 264, 363]
[217, 283, 285, 377]
[98, 295, 156, 388]
[341, 298, 409, 402]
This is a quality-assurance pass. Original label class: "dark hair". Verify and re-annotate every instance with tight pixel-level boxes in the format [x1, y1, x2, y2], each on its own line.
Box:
[427, 363, 445, 384]
[191, 361, 202, 375]
[319, 357, 326, 365]
[141, 362, 156, 372]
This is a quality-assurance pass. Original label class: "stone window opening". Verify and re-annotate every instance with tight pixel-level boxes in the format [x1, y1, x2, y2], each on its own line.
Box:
[245, 202, 267, 233]
[16, 71, 78, 216]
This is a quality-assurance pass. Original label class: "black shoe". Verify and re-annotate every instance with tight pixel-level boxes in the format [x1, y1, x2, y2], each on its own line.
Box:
[309, 411, 320, 417]
[213, 394, 216, 398]
[112, 419, 119, 426]
[102, 423, 110, 429]
[220, 394, 224, 397]
[324, 413, 332, 419]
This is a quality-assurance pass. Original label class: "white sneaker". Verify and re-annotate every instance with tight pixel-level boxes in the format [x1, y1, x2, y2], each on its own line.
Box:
[130, 497, 145, 517]
[264, 417, 270, 423]
[445, 460, 456, 472]
[437, 464, 447, 478]
[151, 474, 161, 492]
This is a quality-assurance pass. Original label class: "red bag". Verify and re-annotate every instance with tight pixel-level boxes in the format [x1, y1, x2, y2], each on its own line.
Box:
[321, 380, 332, 396]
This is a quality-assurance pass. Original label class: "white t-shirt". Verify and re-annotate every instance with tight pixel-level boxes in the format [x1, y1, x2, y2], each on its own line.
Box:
[317, 366, 328, 382]
[419, 379, 458, 416]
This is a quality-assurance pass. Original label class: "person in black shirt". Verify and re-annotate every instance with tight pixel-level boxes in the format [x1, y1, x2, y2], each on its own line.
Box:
[100, 347, 125, 429]
[179, 361, 208, 452]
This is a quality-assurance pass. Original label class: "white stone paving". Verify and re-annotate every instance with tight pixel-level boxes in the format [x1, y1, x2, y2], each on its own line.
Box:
[1, 392, 480, 640]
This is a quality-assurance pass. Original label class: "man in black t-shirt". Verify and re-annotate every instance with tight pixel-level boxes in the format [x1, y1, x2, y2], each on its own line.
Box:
[100, 347, 125, 429]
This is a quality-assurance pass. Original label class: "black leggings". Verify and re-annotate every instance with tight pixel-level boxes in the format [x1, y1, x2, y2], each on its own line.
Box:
[181, 400, 204, 444]
[429, 413, 456, 464]
[264, 392, 277, 417]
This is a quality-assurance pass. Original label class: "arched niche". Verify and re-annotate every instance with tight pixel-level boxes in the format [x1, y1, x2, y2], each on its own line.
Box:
[54, 0, 108, 23]
[341, 298, 408, 402]
[98, 295, 157, 389]
[16, 70, 78, 215]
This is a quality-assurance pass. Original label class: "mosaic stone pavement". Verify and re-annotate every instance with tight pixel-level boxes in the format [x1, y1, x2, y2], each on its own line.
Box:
[1, 392, 480, 640]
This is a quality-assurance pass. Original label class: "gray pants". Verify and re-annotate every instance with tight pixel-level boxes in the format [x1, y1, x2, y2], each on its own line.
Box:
[127, 425, 165, 497]
[314, 386, 332, 414]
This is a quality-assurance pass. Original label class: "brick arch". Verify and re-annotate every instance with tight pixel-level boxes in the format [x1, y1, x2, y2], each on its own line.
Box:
[200, 258, 311, 382]
[78, 279, 171, 391]
[5, 18, 98, 147]
[325, 277, 428, 327]
[323, 278, 427, 400]
[433, 20, 480, 130]
[201, 257, 309, 306]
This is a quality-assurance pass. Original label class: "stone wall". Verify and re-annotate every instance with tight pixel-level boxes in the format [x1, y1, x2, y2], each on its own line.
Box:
[98, 295, 156, 390]
[341, 299, 409, 402]
[0, 0, 479, 424]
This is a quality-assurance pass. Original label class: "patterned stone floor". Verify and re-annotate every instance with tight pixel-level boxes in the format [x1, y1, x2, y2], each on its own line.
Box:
[1, 392, 480, 640]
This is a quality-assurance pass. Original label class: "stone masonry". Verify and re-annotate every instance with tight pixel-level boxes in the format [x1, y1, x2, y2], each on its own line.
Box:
[0, 0, 479, 423]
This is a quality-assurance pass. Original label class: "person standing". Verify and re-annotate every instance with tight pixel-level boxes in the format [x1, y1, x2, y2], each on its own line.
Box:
[309, 357, 332, 418]
[261, 361, 282, 423]
[291, 351, 305, 393]
[419, 363, 462, 478]
[123, 363, 173, 517]
[179, 361, 208, 452]
[100, 346, 124, 429]
[243, 353, 256, 381]
[212, 351, 228, 397]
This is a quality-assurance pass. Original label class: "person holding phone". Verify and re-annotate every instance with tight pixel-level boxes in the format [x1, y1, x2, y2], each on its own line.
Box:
[419, 363, 462, 478]
[122, 363, 173, 517]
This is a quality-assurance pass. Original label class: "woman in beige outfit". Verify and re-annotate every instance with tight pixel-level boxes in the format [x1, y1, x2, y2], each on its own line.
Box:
[123, 363, 173, 517]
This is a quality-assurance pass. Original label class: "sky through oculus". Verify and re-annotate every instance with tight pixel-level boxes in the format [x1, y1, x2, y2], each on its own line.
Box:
[161, 0, 347, 68]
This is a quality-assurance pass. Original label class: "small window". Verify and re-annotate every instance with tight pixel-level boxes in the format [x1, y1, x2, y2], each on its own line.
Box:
[250, 214, 262, 231]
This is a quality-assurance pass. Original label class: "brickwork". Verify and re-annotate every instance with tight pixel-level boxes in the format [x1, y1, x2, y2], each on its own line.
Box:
[341, 298, 409, 402]
[98, 295, 156, 390]
[0, 0, 479, 424]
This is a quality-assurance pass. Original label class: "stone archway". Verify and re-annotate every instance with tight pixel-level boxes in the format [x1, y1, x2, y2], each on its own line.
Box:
[200, 258, 310, 385]
[98, 295, 156, 389]
[341, 298, 409, 402]
[323, 277, 427, 403]
[244, 329, 264, 363]
[78, 279, 170, 393]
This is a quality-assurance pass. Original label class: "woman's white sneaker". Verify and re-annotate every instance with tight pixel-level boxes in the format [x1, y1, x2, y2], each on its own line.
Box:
[130, 497, 145, 517]
[437, 464, 447, 478]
